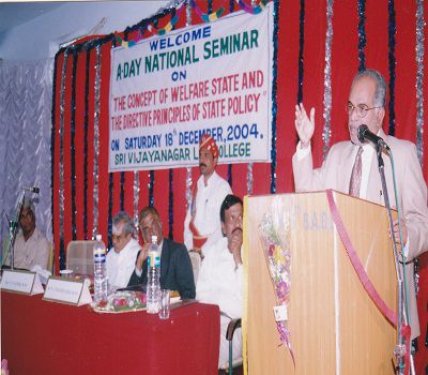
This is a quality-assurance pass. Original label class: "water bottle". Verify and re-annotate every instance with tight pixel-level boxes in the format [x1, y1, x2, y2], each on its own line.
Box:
[146, 235, 161, 314]
[93, 234, 108, 304]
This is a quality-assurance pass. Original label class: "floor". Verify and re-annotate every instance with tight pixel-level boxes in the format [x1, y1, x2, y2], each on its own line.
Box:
[218, 365, 243, 375]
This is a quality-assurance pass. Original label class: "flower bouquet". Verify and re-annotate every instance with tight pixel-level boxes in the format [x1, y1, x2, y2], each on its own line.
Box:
[92, 291, 146, 313]
[258, 196, 294, 363]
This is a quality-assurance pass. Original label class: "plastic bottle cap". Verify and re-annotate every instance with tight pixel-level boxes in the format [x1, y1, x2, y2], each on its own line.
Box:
[96, 234, 102, 241]
[151, 235, 157, 244]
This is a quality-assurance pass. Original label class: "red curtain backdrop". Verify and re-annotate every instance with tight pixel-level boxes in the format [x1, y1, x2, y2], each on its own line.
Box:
[52, 1, 428, 370]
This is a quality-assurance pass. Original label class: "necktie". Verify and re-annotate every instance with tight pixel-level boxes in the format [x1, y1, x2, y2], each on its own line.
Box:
[349, 147, 363, 197]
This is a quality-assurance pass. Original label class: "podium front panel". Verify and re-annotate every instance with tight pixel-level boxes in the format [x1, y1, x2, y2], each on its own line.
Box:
[243, 191, 397, 375]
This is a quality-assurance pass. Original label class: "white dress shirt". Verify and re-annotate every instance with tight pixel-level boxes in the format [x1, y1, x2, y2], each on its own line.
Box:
[106, 237, 141, 289]
[7, 228, 50, 270]
[196, 236, 243, 318]
[183, 171, 232, 252]
[196, 236, 243, 367]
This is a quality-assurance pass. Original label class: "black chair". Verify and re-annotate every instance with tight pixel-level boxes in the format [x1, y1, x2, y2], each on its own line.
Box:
[218, 312, 242, 374]
[226, 318, 242, 374]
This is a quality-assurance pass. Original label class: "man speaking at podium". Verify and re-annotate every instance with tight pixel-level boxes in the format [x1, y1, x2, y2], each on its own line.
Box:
[292, 68, 428, 340]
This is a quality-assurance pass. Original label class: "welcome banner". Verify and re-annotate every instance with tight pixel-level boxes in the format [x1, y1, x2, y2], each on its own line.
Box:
[109, 3, 273, 172]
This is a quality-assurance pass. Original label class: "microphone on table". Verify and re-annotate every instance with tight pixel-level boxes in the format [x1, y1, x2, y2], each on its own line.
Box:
[23, 186, 40, 194]
[357, 125, 390, 151]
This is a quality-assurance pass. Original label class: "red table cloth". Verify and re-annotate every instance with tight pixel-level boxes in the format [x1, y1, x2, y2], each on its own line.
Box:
[1, 292, 220, 375]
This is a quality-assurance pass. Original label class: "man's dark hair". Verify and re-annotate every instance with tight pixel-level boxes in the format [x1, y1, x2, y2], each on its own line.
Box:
[220, 194, 243, 223]
[19, 197, 36, 225]
[139, 206, 161, 223]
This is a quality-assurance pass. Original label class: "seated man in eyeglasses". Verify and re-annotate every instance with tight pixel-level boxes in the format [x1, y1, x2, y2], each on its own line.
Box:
[106, 211, 141, 291]
[127, 206, 195, 300]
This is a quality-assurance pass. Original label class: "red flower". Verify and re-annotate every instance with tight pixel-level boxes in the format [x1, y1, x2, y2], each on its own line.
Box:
[268, 244, 275, 257]
[276, 281, 289, 302]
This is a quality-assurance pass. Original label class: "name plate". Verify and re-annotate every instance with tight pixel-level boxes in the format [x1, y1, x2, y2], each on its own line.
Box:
[43, 278, 92, 306]
[0, 269, 44, 295]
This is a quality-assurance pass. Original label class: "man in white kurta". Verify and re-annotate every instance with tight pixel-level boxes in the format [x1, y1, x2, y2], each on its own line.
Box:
[5, 200, 50, 270]
[184, 134, 232, 256]
[106, 211, 141, 290]
[13, 228, 50, 270]
[196, 195, 243, 368]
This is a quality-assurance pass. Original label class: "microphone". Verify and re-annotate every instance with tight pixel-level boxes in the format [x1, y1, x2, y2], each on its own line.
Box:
[23, 186, 40, 194]
[357, 125, 390, 151]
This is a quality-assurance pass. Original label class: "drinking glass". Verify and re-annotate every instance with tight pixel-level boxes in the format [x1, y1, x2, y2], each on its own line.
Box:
[159, 289, 170, 319]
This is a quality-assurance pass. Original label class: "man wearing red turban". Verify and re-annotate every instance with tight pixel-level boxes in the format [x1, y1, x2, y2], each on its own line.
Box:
[184, 134, 232, 259]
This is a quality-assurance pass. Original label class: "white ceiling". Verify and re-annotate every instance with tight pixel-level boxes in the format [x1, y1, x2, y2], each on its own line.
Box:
[0, 1, 170, 60]
[0, 2, 64, 36]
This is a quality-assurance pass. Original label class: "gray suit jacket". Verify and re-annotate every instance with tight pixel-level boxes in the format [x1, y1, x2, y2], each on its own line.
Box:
[293, 129, 428, 338]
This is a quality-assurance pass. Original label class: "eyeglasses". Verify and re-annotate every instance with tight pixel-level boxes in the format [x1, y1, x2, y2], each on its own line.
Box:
[139, 226, 153, 236]
[112, 233, 125, 241]
[346, 103, 382, 118]
[19, 211, 34, 221]
[138, 219, 160, 236]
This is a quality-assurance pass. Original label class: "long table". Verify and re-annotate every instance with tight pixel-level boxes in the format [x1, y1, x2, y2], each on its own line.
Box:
[1, 292, 220, 374]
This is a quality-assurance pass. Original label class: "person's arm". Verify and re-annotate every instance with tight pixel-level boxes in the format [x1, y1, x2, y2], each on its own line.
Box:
[135, 243, 149, 273]
[174, 244, 196, 299]
[396, 143, 428, 260]
[38, 238, 50, 270]
[228, 230, 243, 269]
[183, 208, 193, 251]
[295, 103, 315, 149]
[292, 104, 326, 192]
[225, 237, 244, 319]
[127, 249, 148, 287]
[203, 181, 233, 242]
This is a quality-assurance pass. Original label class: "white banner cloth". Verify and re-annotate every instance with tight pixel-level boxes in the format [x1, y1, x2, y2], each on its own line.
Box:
[109, 3, 273, 171]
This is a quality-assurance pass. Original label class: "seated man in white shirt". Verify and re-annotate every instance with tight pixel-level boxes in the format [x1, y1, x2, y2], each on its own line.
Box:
[4, 198, 50, 270]
[106, 211, 141, 290]
[196, 194, 243, 369]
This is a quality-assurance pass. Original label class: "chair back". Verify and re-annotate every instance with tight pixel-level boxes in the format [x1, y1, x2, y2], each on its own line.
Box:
[47, 242, 54, 273]
[188, 250, 201, 284]
[1, 237, 10, 267]
[66, 240, 96, 277]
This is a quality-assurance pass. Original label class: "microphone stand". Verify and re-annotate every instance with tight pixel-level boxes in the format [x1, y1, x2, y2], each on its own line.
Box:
[376, 145, 413, 375]
[5, 191, 25, 270]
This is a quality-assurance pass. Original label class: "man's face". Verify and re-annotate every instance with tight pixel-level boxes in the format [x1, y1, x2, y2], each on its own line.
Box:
[348, 76, 385, 145]
[199, 149, 217, 177]
[221, 203, 243, 251]
[19, 207, 35, 236]
[139, 212, 163, 245]
[112, 221, 132, 252]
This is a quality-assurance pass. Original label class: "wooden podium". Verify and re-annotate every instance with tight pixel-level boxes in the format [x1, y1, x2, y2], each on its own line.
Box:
[243, 191, 397, 375]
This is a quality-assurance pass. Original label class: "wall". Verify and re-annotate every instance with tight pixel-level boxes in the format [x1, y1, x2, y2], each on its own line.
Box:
[0, 0, 168, 259]
[0, 1, 168, 61]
